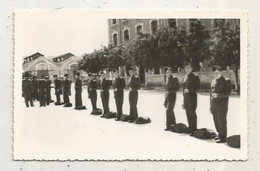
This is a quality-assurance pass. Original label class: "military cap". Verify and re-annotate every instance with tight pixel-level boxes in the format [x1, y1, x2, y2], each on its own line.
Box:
[53, 75, 58, 77]
[212, 65, 222, 72]
[76, 72, 80, 76]
[184, 63, 192, 68]
[41, 75, 45, 78]
[166, 67, 173, 72]
[100, 70, 105, 75]
[129, 67, 135, 71]
[45, 75, 50, 79]
[64, 74, 69, 77]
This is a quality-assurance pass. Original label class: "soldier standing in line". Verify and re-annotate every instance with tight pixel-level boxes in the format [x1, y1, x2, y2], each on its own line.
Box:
[63, 74, 72, 105]
[164, 68, 179, 131]
[31, 75, 38, 101]
[74, 72, 83, 108]
[100, 71, 111, 117]
[182, 64, 200, 136]
[38, 75, 47, 107]
[210, 65, 231, 143]
[45, 75, 52, 105]
[22, 73, 34, 107]
[87, 74, 98, 114]
[128, 67, 141, 123]
[53, 75, 62, 105]
[113, 69, 126, 121]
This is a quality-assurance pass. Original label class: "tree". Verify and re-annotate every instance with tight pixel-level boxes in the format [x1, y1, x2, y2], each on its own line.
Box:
[105, 45, 126, 71]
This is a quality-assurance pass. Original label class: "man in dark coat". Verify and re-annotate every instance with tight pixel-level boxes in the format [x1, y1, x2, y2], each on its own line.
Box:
[54, 75, 62, 105]
[210, 65, 231, 143]
[38, 75, 47, 107]
[45, 75, 52, 105]
[87, 74, 98, 114]
[31, 76, 38, 101]
[22, 74, 34, 107]
[183, 64, 200, 136]
[164, 68, 180, 131]
[63, 74, 71, 105]
[74, 72, 83, 108]
[128, 67, 141, 123]
[100, 71, 111, 117]
[113, 69, 126, 121]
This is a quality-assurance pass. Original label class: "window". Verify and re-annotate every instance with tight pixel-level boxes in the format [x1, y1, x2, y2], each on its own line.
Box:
[151, 20, 158, 34]
[113, 33, 118, 46]
[112, 19, 117, 25]
[122, 19, 127, 21]
[168, 19, 176, 28]
[136, 25, 143, 35]
[123, 29, 130, 41]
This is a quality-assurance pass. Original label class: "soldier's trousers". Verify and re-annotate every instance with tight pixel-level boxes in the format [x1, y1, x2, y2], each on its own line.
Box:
[46, 89, 51, 105]
[75, 89, 82, 107]
[24, 91, 34, 107]
[89, 91, 97, 111]
[184, 92, 197, 133]
[114, 90, 124, 119]
[166, 92, 177, 128]
[32, 90, 38, 101]
[101, 90, 110, 114]
[211, 98, 229, 141]
[63, 89, 70, 104]
[129, 90, 138, 121]
[56, 93, 61, 103]
[39, 90, 46, 107]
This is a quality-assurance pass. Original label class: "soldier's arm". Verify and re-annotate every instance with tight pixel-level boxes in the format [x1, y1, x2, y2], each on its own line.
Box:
[172, 77, 179, 92]
[135, 78, 141, 90]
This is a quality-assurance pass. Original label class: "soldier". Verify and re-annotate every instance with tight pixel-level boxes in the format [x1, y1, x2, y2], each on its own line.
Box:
[210, 65, 231, 143]
[100, 71, 111, 117]
[183, 64, 200, 136]
[22, 73, 34, 107]
[87, 74, 98, 114]
[31, 75, 38, 101]
[53, 75, 62, 105]
[128, 67, 141, 123]
[38, 75, 47, 107]
[63, 74, 72, 105]
[164, 68, 179, 131]
[113, 69, 126, 121]
[45, 75, 52, 105]
[74, 72, 83, 108]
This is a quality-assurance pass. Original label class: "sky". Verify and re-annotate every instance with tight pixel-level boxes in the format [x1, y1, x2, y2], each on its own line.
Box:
[16, 12, 109, 58]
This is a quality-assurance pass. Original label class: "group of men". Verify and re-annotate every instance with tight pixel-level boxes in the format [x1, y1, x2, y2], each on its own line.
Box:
[164, 64, 231, 143]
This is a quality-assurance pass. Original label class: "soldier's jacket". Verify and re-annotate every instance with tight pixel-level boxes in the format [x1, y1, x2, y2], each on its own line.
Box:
[183, 73, 200, 94]
[100, 78, 111, 91]
[75, 78, 82, 90]
[22, 79, 32, 93]
[46, 79, 52, 91]
[63, 78, 72, 96]
[37, 79, 47, 92]
[166, 75, 179, 94]
[210, 76, 231, 102]
[54, 79, 62, 94]
[113, 77, 126, 91]
[129, 76, 141, 91]
[31, 79, 38, 92]
[88, 80, 97, 92]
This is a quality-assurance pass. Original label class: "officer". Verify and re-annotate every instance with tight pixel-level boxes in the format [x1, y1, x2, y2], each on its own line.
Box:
[113, 69, 126, 121]
[100, 71, 111, 117]
[31, 75, 38, 101]
[183, 64, 200, 136]
[53, 75, 62, 105]
[22, 73, 34, 107]
[38, 75, 47, 107]
[210, 65, 231, 143]
[164, 67, 179, 131]
[63, 74, 71, 105]
[74, 72, 83, 108]
[87, 74, 98, 114]
[128, 67, 141, 123]
[45, 75, 52, 105]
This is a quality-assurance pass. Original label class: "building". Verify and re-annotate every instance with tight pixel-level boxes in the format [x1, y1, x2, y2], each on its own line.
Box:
[23, 52, 84, 82]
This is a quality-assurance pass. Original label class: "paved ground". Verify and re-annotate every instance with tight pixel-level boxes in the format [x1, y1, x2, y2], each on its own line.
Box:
[14, 85, 246, 160]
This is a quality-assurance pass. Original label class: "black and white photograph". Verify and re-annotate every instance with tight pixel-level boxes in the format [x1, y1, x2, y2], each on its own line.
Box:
[14, 11, 247, 160]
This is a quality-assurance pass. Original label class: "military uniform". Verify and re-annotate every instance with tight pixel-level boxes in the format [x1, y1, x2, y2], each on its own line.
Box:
[54, 78, 62, 103]
[183, 72, 200, 134]
[75, 77, 83, 107]
[88, 79, 98, 113]
[31, 77, 38, 101]
[46, 78, 52, 105]
[63, 78, 71, 104]
[100, 78, 111, 115]
[210, 76, 231, 142]
[113, 77, 126, 120]
[38, 78, 47, 107]
[129, 75, 141, 122]
[165, 75, 179, 129]
[22, 78, 34, 107]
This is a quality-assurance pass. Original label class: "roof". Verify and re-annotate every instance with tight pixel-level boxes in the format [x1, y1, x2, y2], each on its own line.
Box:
[52, 53, 75, 62]
[24, 52, 44, 60]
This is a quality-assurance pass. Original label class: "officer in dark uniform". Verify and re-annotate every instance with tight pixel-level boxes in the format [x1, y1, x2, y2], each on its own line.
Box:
[22, 73, 34, 107]
[100, 71, 111, 117]
[183, 64, 200, 136]
[113, 69, 126, 121]
[54, 75, 62, 105]
[128, 67, 141, 123]
[74, 72, 83, 108]
[210, 65, 231, 143]
[45, 75, 52, 105]
[63, 74, 71, 105]
[164, 67, 179, 131]
[87, 74, 98, 114]
[38, 75, 47, 107]
[31, 76, 38, 101]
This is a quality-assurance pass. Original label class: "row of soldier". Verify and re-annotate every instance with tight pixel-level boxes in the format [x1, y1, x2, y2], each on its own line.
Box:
[22, 64, 231, 143]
